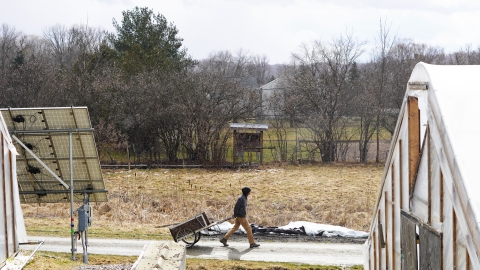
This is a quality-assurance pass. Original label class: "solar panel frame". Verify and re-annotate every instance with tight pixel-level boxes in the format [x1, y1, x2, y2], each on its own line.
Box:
[0, 107, 108, 203]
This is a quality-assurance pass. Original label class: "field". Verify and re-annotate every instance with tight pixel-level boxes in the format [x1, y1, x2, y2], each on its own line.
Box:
[23, 163, 384, 240]
[21, 163, 383, 269]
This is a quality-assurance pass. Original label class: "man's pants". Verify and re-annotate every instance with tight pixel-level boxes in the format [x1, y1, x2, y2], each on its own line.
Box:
[223, 217, 254, 244]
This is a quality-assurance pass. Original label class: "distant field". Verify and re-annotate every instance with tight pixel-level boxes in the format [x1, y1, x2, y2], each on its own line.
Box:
[23, 163, 384, 240]
[100, 126, 392, 164]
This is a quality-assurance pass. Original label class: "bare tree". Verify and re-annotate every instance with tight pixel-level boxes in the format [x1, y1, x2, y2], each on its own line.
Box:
[266, 77, 291, 162]
[354, 63, 378, 162]
[44, 24, 105, 68]
[180, 51, 260, 166]
[286, 33, 365, 162]
[0, 24, 21, 72]
[370, 18, 397, 163]
[247, 54, 273, 86]
[446, 44, 480, 65]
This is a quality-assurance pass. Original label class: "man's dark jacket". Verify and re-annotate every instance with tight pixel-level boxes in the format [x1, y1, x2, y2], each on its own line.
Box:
[233, 194, 247, 218]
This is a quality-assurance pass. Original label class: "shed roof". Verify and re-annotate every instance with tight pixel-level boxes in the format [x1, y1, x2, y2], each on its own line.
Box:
[229, 123, 268, 131]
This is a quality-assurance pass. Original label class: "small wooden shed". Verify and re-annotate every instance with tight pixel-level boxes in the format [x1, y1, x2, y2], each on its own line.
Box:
[364, 62, 480, 269]
[230, 123, 268, 165]
[0, 112, 27, 266]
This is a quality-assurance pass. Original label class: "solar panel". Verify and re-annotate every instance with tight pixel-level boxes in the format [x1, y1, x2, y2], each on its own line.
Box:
[0, 107, 108, 203]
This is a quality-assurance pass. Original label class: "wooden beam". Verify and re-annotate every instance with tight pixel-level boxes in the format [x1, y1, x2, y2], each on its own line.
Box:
[233, 130, 237, 168]
[9, 151, 16, 249]
[427, 126, 431, 224]
[2, 134, 8, 257]
[260, 131, 263, 165]
[385, 191, 389, 267]
[373, 230, 377, 270]
[408, 96, 420, 193]
[391, 164, 395, 268]
[453, 209, 457, 268]
[399, 140, 403, 210]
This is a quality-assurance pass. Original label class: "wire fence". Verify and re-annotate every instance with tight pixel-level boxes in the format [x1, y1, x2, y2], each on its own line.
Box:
[238, 139, 391, 164]
[100, 138, 391, 168]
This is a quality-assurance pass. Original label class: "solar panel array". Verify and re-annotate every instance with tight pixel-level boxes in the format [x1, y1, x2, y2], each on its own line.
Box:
[0, 107, 108, 203]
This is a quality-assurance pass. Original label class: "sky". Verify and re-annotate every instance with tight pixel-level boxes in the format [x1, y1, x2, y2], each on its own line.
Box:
[2, 0, 480, 64]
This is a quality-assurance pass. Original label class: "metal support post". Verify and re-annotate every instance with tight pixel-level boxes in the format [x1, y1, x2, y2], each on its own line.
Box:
[70, 132, 76, 260]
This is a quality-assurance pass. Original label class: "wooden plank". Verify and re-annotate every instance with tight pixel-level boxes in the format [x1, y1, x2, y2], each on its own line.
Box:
[401, 211, 417, 270]
[377, 210, 382, 270]
[385, 191, 389, 267]
[373, 230, 377, 270]
[466, 249, 470, 270]
[453, 209, 457, 268]
[419, 224, 442, 270]
[169, 212, 210, 241]
[427, 126, 431, 224]
[233, 130, 237, 167]
[400, 140, 403, 210]
[440, 171, 444, 222]
[391, 164, 396, 268]
[2, 135, 9, 258]
[260, 131, 263, 164]
[9, 151, 16, 251]
[408, 96, 420, 193]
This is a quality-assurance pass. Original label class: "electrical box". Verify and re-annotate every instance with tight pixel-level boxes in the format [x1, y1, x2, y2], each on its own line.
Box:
[85, 203, 93, 226]
[78, 209, 88, 232]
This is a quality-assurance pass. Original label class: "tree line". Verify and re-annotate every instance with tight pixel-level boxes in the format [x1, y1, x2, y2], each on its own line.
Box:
[0, 8, 477, 165]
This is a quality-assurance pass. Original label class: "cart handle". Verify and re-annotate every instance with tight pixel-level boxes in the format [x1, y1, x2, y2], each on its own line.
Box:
[206, 215, 234, 228]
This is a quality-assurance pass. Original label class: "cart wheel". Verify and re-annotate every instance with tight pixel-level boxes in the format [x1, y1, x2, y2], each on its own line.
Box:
[176, 228, 196, 248]
[194, 232, 201, 244]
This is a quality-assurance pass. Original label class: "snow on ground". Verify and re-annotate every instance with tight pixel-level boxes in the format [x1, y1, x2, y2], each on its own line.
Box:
[280, 221, 368, 238]
[2, 252, 31, 270]
[204, 221, 368, 238]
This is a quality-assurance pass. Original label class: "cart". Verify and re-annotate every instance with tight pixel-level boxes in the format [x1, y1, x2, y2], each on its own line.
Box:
[168, 212, 233, 248]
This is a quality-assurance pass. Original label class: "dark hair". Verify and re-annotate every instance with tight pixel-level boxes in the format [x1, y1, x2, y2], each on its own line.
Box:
[242, 187, 251, 196]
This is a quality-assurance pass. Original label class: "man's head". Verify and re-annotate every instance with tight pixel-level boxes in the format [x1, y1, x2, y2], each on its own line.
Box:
[242, 187, 251, 196]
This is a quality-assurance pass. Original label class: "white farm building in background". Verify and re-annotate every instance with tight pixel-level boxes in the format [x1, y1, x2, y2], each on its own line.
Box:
[0, 112, 27, 266]
[365, 62, 480, 269]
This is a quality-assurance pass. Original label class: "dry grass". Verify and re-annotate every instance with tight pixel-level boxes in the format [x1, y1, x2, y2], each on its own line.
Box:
[23, 163, 383, 239]
[22, 251, 135, 270]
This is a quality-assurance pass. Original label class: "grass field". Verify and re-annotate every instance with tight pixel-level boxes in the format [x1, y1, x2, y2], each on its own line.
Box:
[23, 163, 383, 238]
[21, 163, 384, 269]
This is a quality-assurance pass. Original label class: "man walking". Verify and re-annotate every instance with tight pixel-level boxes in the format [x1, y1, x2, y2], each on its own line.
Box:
[220, 187, 260, 248]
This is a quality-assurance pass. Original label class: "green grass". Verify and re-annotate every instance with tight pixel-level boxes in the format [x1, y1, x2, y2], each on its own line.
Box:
[99, 126, 392, 164]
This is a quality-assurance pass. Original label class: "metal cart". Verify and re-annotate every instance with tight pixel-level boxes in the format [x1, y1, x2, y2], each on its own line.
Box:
[168, 212, 233, 248]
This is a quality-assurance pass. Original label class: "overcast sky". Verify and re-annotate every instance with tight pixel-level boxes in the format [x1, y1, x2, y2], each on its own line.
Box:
[2, 0, 480, 64]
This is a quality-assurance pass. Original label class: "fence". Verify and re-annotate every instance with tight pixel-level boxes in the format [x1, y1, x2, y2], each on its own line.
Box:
[242, 139, 391, 164]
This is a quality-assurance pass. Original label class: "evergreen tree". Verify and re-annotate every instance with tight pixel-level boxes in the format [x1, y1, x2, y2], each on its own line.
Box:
[108, 6, 195, 76]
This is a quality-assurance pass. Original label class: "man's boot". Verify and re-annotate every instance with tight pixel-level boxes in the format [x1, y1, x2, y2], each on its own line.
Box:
[220, 238, 229, 247]
[250, 243, 260, 248]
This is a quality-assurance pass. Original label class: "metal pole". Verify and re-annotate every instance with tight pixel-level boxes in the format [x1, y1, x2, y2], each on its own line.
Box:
[295, 125, 298, 162]
[70, 132, 76, 260]
[83, 193, 89, 264]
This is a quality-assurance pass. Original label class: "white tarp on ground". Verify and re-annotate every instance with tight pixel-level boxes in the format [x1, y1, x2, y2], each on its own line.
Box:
[0, 112, 28, 265]
[205, 221, 368, 238]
